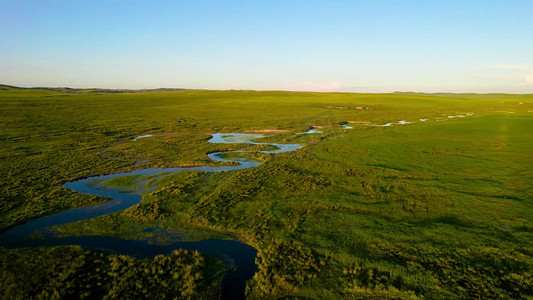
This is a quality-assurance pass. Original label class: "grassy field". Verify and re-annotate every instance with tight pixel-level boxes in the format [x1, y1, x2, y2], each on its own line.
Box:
[1, 85, 532, 298]
[0, 246, 224, 299]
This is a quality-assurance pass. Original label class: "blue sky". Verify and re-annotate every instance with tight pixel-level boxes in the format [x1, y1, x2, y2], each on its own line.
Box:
[1, 0, 532, 93]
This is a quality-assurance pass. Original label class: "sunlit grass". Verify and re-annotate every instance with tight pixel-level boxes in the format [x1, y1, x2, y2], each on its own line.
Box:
[1, 86, 532, 298]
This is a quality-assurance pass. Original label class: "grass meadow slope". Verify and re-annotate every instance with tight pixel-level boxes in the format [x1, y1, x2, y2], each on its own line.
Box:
[1, 85, 532, 298]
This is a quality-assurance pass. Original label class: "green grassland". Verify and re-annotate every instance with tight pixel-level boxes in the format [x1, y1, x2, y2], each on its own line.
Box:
[1, 85, 532, 298]
[0, 246, 224, 299]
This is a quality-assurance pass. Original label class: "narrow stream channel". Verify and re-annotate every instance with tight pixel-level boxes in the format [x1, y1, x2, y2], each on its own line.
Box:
[0, 133, 302, 299]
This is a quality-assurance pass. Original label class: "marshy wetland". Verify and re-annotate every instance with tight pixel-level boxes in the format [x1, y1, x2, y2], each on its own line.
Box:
[1, 133, 303, 299]
[1, 86, 532, 299]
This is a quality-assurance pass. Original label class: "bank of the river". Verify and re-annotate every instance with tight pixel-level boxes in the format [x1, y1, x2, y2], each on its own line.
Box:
[0, 133, 303, 299]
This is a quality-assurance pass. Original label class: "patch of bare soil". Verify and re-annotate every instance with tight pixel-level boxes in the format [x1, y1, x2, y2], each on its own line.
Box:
[243, 129, 289, 133]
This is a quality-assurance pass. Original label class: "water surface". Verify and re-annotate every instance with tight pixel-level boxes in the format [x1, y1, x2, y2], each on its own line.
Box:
[0, 133, 302, 299]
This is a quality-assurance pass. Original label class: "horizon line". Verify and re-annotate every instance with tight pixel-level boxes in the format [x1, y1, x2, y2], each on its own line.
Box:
[1, 83, 532, 95]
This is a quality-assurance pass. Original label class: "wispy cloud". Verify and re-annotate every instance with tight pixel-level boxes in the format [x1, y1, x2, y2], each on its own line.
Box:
[480, 64, 533, 88]
[486, 64, 532, 71]
[524, 73, 533, 85]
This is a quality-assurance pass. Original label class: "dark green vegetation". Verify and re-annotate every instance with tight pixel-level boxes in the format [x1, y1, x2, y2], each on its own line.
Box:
[0, 246, 223, 299]
[1, 85, 532, 298]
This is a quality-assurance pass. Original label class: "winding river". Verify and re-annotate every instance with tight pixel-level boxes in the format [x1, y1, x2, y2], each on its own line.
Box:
[0, 133, 303, 300]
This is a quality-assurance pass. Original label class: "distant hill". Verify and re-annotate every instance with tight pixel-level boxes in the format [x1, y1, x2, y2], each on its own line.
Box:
[0, 84, 187, 94]
[1, 84, 531, 95]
